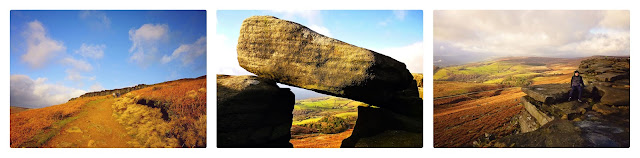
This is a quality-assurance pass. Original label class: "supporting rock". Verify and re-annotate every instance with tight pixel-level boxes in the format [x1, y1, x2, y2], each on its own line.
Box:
[217, 75, 294, 148]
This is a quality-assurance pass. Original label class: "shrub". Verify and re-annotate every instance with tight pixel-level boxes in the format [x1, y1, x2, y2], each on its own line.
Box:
[300, 116, 349, 134]
[111, 77, 206, 148]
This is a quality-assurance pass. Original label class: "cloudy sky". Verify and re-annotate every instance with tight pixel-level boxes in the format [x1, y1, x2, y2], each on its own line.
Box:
[434, 10, 630, 66]
[10, 11, 206, 108]
[216, 10, 423, 99]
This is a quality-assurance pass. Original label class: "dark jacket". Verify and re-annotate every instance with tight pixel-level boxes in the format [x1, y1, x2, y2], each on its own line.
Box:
[571, 75, 585, 87]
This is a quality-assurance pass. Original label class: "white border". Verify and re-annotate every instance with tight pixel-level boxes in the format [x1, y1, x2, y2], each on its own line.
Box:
[2, 0, 637, 158]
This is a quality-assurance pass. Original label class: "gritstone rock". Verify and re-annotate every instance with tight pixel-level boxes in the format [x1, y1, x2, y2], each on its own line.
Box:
[237, 15, 417, 111]
[217, 74, 294, 148]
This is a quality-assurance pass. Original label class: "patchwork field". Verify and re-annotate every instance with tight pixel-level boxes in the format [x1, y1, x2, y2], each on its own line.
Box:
[290, 96, 364, 148]
[433, 57, 579, 147]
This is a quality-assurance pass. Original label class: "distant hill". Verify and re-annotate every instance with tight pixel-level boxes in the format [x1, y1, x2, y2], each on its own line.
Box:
[433, 56, 587, 86]
[10, 106, 29, 114]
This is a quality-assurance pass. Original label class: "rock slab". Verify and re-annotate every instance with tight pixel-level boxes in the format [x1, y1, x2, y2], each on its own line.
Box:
[521, 84, 570, 104]
[237, 15, 416, 109]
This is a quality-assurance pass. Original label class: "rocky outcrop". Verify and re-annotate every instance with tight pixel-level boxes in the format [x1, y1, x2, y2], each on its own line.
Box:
[593, 84, 630, 106]
[578, 56, 629, 84]
[237, 16, 418, 112]
[69, 84, 148, 101]
[413, 73, 423, 99]
[495, 120, 584, 147]
[231, 15, 422, 148]
[520, 97, 553, 126]
[341, 106, 422, 148]
[217, 75, 294, 148]
[496, 56, 629, 147]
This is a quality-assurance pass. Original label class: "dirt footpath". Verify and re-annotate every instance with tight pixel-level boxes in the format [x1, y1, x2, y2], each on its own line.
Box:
[45, 98, 134, 148]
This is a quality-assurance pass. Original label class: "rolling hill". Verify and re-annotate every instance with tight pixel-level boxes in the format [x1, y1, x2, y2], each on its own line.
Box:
[10, 76, 206, 148]
[433, 57, 582, 147]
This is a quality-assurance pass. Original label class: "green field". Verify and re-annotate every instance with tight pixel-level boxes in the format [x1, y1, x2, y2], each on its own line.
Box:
[434, 61, 539, 82]
[292, 97, 364, 126]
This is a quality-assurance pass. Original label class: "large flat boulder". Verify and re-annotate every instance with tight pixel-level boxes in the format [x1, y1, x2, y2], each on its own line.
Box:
[217, 75, 294, 148]
[521, 84, 570, 104]
[594, 84, 630, 106]
[237, 15, 416, 109]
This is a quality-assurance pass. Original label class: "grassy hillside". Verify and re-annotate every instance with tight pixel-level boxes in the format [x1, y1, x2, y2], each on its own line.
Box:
[10, 76, 206, 148]
[434, 57, 579, 87]
[432, 57, 581, 147]
[10, 96, 107, 147]
[292, 96, 365, 125]
[112, 76, 206, 148]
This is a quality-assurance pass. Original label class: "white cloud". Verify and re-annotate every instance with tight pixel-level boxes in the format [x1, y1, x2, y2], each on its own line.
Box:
[434, 10, 629, 58]
[128, 23, 169, 67]
[393, 10, 407, 20]
[308, 25, 332, 37]
[377, 42, 424, 73]
[61, 57, 93, 82]
[61, 57, 92, 72]
[269, 10, 334, 39]
[74, 43, 105, 59]
[79, 11, 111, 29]
[21, 20, 66, 68]
[11, 74, 87, 108]
[270, 10, 322, 24]
[162, 36, 206, 65]
[88, 83, 105, 92]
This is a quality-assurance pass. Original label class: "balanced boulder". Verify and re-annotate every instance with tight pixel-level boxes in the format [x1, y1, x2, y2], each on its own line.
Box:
[217, 75, 294, 148]
[237, 15, 416, 109]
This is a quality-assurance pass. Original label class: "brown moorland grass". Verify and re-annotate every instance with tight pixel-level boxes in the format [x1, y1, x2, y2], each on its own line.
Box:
[433, 81, 506, 98]
[290, 128, 354, 148]
[112, 76, 206, 148]
[433, 87, 524, 147]
[10, 96, 105, 148]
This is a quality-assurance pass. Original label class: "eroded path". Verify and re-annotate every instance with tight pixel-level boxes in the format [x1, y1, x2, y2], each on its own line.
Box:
[45, 98, 134, 148]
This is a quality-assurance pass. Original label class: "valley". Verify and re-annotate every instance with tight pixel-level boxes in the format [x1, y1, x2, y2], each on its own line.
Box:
[433, 57, 582, 147]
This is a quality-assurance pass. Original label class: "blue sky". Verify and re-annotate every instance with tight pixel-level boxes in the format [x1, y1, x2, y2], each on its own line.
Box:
[216, 10, 423, 99]
[10, 10, 206, 108]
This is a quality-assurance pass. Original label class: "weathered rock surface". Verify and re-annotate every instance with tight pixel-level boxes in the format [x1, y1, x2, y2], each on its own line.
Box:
[575, 111, 629, 147]
[500, 56, 629, 148]
[237, 15, 417, 111]
[521, 84, 570, 104]
[521, 97, 553, 126]
[341, 106, 422, 148]
[413, 73, 423, 99]
[495, 120, 584, 147]
[578, 56, 630, 84]
[517, 109, 540, 133]
[593, 84, 630, 106]
[541, 101, 590, 120]
[217, 75, 294, 148]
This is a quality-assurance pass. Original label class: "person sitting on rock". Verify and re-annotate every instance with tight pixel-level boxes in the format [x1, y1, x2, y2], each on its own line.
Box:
[569, 70, 585, 102]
